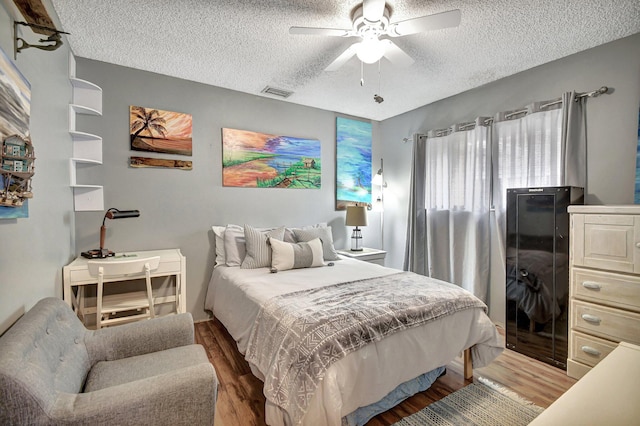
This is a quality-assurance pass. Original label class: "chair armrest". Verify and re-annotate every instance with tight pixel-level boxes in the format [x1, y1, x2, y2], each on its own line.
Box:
[50, 363, 217, 425]
[85, 313, 195, 363]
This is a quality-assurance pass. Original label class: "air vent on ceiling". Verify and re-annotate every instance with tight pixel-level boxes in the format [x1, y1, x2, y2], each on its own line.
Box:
[261, 86, 294, 98]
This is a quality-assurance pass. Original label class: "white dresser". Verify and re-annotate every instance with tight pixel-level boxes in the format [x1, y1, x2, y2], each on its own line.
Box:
[567, 205, 640, 379]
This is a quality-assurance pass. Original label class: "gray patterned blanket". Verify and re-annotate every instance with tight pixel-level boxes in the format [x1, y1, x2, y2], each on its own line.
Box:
[245, 271, 487, 425]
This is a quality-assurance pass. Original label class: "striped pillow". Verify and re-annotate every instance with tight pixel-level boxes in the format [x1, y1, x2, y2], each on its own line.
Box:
[241, 224, 285, 269]
[270, 237, 324, 271]
[293, 226, 340, 261]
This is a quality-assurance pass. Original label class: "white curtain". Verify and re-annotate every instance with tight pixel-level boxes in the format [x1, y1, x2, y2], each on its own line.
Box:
[492, 92, 587, 252]
[424, 118, 491, 301]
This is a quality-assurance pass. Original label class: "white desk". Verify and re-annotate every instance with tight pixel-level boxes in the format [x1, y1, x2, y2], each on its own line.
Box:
[63, 249, 186, 321]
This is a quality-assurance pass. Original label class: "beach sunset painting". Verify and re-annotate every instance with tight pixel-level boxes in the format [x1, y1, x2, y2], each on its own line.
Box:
[130, 105, 192, 156]
[336, 117, 372, 210]
[222, 128, 321, 189]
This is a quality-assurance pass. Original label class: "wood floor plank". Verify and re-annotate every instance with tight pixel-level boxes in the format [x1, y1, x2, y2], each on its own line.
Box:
[195, 321, 576, 425]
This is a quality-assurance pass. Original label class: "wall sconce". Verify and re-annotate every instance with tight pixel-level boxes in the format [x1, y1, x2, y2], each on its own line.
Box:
[81, 208, 140, 259]
[13, 21, 69, 58]
[346, 205, 368, 251]
[372, 158, 387, 249]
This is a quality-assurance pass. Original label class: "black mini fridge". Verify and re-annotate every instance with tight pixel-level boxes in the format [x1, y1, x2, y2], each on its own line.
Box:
[505, 186, 583, 369]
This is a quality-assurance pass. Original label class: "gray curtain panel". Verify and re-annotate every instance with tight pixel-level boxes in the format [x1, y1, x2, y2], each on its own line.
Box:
[404, 134, 427, 275]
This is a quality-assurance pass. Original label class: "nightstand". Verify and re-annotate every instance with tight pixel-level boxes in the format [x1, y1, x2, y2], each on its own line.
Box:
[337, 247, 387, 265]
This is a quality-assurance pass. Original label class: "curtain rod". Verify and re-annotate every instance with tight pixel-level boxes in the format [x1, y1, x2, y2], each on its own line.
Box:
[414, 85, 609, 140]
[503, 86, 609, 120]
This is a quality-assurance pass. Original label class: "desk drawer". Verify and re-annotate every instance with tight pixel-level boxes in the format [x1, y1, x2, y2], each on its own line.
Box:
[572, 268, 640, 312]
[70, 260, 181, 283]
[571, 300, 640, 344]
[570, 330, 617, 368]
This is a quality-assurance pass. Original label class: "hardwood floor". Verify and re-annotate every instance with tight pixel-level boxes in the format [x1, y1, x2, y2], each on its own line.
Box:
[195, 320, 576, 426]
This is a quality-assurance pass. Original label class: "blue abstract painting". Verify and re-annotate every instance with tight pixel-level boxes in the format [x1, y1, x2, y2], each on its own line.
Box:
[336, 117, 372, 210]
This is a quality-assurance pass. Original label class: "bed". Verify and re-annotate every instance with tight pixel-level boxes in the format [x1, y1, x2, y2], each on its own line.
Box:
[205, 224, 503, 426]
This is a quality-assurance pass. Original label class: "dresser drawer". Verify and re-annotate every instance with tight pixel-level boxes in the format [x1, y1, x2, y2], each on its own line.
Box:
[572, 268, 640, 312]
[570, 330, 617, 368]
[571, 300, 640, 345]
[571, 213, 640, 274]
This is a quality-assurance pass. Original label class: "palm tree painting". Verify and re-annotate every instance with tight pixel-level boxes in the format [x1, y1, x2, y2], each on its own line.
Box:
[130, 105, 192, 156]
[222, 128, 321, 189]
[336, 117, 372, 210]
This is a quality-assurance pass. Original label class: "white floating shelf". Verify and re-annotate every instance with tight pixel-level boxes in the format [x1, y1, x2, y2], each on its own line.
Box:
[72, 186, 104, 212]
[70, 103, 101, 116]
[70, 77, 102, 115]
[70, 132, 102, 163]
[68, 52, 105, 212]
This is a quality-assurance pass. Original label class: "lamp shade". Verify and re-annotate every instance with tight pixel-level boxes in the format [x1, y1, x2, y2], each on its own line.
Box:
[346, 205, 368, 227]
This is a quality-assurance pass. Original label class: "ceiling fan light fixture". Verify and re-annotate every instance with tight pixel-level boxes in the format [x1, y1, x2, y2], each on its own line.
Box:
[356, 37, 384, 64]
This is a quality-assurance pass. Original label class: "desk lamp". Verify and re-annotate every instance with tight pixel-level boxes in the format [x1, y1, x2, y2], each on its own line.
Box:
[81, 208, 140, 259]
[346, 205, 368, 251]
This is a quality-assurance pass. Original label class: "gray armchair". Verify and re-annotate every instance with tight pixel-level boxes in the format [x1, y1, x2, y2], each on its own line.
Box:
[0, 297, 218, 425]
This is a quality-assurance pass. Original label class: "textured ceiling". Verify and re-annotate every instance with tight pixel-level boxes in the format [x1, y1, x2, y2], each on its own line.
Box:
[49, 0, 640, 121]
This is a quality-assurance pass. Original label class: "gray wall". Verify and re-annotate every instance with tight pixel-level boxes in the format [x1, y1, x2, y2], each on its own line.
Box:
[2, 2, 637, 331]
[73, 59, 383, 322]
[379, 33, 640, 325]
[0, 1, 75, 334]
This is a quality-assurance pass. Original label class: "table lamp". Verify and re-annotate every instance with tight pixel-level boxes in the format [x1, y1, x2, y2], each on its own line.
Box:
[346, 205, 368, 251]
[81, 208, 140, 259]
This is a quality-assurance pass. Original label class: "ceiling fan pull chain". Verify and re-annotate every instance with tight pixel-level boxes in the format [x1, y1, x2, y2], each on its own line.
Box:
[360, 61, 365, 86]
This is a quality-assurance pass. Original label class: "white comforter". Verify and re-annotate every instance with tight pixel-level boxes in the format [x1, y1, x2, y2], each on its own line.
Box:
[205, 257, 503, 426]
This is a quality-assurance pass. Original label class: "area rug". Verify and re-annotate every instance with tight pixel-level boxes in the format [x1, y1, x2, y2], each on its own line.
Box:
[393, 377, 544, 426]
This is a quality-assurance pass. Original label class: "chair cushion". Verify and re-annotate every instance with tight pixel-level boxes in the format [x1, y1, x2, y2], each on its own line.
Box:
[84, 344, 209, 392]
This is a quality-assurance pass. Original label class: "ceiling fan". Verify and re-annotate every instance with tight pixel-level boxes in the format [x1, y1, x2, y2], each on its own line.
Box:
[290, 0, 461, 71]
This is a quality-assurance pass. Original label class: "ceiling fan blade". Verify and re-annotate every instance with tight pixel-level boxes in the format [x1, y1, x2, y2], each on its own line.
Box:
[363, 0, 386, 22]
[325, 43, 360, 71]
[381, 40, 414, 67]
[388, 9, 461, 37]
[289, 26, 352, 37]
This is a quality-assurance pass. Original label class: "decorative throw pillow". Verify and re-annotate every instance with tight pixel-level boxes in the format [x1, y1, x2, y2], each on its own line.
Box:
[270, 237, 324, 271]
[241, 224, 286, 269]
[223, 224, 246, 267]
[293, 226, 340, 261]
[283, 222, 328, 243]
[212, 226, 226, 267]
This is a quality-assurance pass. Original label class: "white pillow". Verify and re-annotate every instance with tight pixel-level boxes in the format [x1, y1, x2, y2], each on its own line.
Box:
[223, 224, 246, 267]
[212, 226, 226, 267]
[293, 226, 340, 261]
[241, 225, 286, 269]
[270, 237, 324, 271]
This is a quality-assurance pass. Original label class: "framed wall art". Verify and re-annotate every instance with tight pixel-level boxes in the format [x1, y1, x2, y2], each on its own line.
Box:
[130, 105, 192, 156]
[335, 117, 372, 210]
[222, 128, 321, 188]
[0, 45, 31, 219]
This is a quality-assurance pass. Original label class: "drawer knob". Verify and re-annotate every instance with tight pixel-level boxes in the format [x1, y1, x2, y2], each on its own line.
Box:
[582, 281, 601, 290]
[581, 346, 601, 357]
[581, 313, 601, 324]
